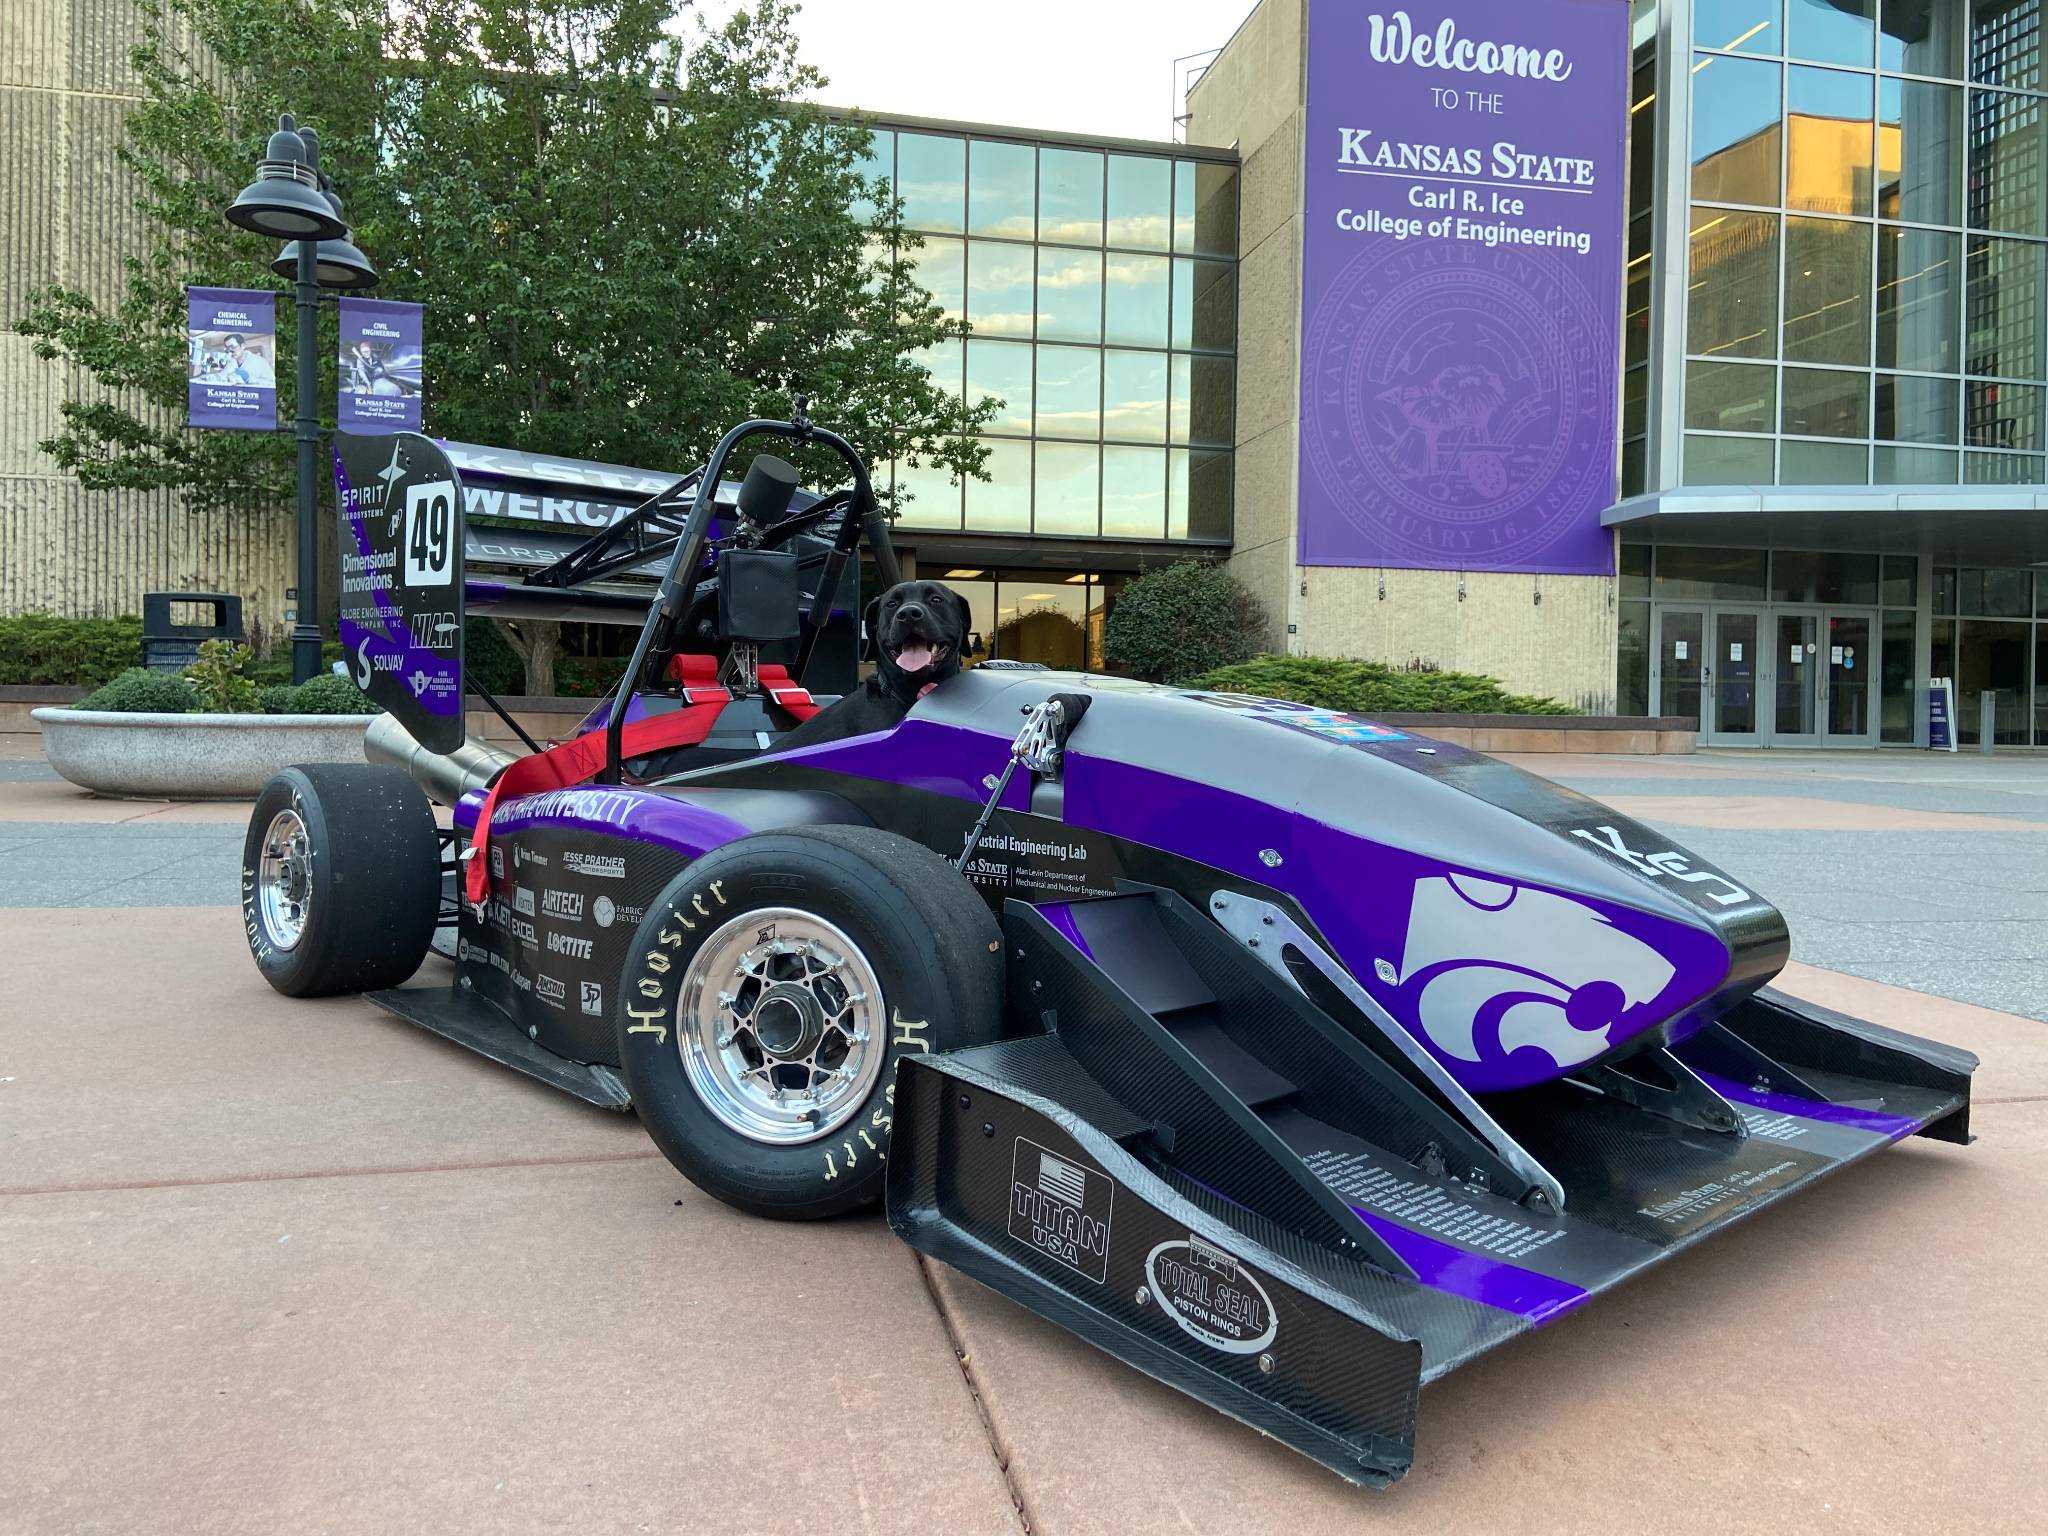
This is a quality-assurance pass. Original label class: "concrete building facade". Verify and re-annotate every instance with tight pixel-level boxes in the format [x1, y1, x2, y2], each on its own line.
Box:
[2, 0, 294, 623]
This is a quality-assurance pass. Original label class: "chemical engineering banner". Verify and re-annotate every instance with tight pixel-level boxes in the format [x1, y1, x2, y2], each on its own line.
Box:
[1296, 1, 1630, 573]
[186, 287, 277, 430]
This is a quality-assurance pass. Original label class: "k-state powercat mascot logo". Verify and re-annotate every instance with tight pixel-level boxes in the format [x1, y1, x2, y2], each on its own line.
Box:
[1396, 873, 1674, 1070]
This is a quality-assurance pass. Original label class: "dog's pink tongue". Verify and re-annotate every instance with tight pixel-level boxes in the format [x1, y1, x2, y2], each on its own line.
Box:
[896, 642, 934, 672]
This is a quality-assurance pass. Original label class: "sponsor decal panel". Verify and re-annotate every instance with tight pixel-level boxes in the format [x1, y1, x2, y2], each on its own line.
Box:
[547, 931, 594, 960]
[563, 849, 628, 880]
[580, 980, 604, 1017]
[541, 888, 584, 921]
[513, 885, 535, 917]
[591, 895, 643, 930]
[1008, 1138, 1115, 1284]
[535, 973, 567, 1009]
[1145, 1235, 1278, 1355]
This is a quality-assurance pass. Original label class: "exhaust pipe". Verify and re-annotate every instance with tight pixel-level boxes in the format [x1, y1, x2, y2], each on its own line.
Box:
[364, 713, 518, 806]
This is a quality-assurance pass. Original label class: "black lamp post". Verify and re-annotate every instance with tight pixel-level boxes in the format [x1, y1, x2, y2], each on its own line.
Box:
[224, 113, 379, 685]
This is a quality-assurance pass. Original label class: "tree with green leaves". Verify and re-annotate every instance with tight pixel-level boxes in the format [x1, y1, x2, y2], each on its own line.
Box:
[15, 0, 991, 688]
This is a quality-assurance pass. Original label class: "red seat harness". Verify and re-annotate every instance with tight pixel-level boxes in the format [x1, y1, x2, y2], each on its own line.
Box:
[461, 656, 819, 904]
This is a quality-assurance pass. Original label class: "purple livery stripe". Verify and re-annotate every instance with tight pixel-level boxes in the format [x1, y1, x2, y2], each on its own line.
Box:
[1351, 1209, 1588, 1323]
[1698, 1072, 1922, 1140]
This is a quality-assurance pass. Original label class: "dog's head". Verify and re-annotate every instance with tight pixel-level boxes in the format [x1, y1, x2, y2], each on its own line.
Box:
[863, 580, 970, 699]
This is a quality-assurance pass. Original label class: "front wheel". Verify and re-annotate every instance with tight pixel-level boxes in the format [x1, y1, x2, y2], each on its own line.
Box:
[618, 825, 1004, 1220]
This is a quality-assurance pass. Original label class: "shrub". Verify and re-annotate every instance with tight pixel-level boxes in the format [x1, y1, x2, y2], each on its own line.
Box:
[1190, 655, 1578, 715]
[247, 639, 346, 686]
[182, 639, 261, 713]
[258, 684, 298, 715]
[0, 613, 143, 686]
[1103, 561, 1267, 685]
[284, 673, 380, 715]
[465, 618, 528, 696]
[556, 654, 629, 697]
[75, 667, 195, 713]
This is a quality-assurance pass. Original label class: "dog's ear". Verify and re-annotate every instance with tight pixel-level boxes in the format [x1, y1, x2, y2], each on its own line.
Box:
[859, 594, 882, 662]
[946, 587, 972, 643]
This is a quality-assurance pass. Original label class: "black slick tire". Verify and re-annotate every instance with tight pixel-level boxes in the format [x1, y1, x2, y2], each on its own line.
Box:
[618, 825, 1004, 1220]
[241, 764, 441, 997]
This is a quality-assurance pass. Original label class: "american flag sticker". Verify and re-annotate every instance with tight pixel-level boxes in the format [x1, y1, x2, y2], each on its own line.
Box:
[1038, 1151, 1087, 1207]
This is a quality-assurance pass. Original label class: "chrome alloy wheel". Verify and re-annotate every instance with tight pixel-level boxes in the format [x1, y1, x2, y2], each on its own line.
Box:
[255, 807, 313, 951]
[677, 908, 885, 1144]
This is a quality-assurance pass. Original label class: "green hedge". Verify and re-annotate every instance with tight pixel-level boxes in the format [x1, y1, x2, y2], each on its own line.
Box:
[1103, 561, 1267, 685]
[73, 667, 377, 715]
[464, 618, 527, 695]
[0, 613, 143, 687]
[282, 673, 379, 715]
[1190, 655, 1577, 716]
[76, 668, 196, 713]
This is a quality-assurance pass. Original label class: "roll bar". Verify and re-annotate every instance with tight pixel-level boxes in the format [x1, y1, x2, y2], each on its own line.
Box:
[599, 410, 899, 784]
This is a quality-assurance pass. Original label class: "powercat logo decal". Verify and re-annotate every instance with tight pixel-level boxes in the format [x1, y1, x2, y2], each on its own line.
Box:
[1395, 873, 1675, 1071]
[1145, 1235, 1277, 1355]
[1008, 1138, 1114, 1283]
[1570, 825, 1750, 907]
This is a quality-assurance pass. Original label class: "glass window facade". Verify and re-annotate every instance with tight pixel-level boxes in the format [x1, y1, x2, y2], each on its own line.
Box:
[870, 124, 1238, 544]
[1680, 3, 2048, 486]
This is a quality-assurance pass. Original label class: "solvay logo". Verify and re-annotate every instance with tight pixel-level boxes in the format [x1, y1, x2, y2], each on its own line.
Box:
[1395, 874, 1676, 1071]
[1571, 826, 1751, 908]
[1366, 9, 1574, 80]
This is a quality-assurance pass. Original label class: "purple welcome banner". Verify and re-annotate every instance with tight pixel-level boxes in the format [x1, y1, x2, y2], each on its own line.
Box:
[337, 297, 424, 433]
[1297, 1, 1629, 574]
[185, 287, 277, 431]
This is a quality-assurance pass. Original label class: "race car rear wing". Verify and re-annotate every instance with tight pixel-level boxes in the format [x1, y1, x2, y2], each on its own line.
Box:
[335, 429, 864, 753]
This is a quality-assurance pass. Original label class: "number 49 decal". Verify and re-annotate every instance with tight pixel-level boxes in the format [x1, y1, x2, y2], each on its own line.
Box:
[402, 480, 456, 588]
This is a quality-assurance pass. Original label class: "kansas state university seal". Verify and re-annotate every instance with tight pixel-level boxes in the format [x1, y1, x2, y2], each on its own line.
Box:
[1300, 238, 1614, 568]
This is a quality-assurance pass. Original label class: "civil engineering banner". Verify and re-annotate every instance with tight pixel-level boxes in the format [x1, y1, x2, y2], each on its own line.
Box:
[337, 297, 424, 433]
[1296, 1, 1629, 574]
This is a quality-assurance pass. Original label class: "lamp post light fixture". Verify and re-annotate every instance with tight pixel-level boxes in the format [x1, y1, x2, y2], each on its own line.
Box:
[223, 113, 380, 685]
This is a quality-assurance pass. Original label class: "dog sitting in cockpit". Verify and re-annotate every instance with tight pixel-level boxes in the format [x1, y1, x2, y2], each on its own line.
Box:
[773, 580, 970, 750]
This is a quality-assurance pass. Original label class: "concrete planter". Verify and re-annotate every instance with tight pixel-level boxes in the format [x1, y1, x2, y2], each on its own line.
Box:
[31, 708, 373, 799]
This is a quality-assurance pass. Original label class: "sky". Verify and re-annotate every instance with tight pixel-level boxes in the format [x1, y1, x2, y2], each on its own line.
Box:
[690, 0, 1263, 143]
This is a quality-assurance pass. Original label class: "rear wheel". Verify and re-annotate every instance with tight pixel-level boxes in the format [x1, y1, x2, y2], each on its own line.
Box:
[619, 825, 1004, 1219]
[241, 764, 441, 997]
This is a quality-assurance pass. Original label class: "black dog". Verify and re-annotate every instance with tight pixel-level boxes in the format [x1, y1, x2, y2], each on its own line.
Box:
[773, 580, 971, 750]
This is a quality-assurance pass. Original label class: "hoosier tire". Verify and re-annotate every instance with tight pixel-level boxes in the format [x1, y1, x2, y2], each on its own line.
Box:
[241, 764, 442, 997]
[619, 825, 1004, 1220]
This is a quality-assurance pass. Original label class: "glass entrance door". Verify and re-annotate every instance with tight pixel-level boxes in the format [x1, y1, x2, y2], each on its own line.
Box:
[1710, 608, 1763, 745]
[1821, 611, 1877, 743]
[1654, 608, 1705, 732]
[1773, 611, 1821, 745]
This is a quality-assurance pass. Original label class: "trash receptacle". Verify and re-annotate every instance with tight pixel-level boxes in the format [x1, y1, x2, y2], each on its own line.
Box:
[141, 592, 244, 673]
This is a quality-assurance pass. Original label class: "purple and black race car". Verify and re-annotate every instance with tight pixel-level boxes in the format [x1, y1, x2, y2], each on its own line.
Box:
[241, 413, 1976, 1488]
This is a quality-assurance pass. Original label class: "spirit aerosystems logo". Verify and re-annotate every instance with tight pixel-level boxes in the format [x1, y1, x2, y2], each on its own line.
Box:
[1008, 1138, 1114, 1283]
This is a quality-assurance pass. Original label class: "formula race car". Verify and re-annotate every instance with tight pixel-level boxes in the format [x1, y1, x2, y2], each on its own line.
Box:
[241, 412, 1976, 1488]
